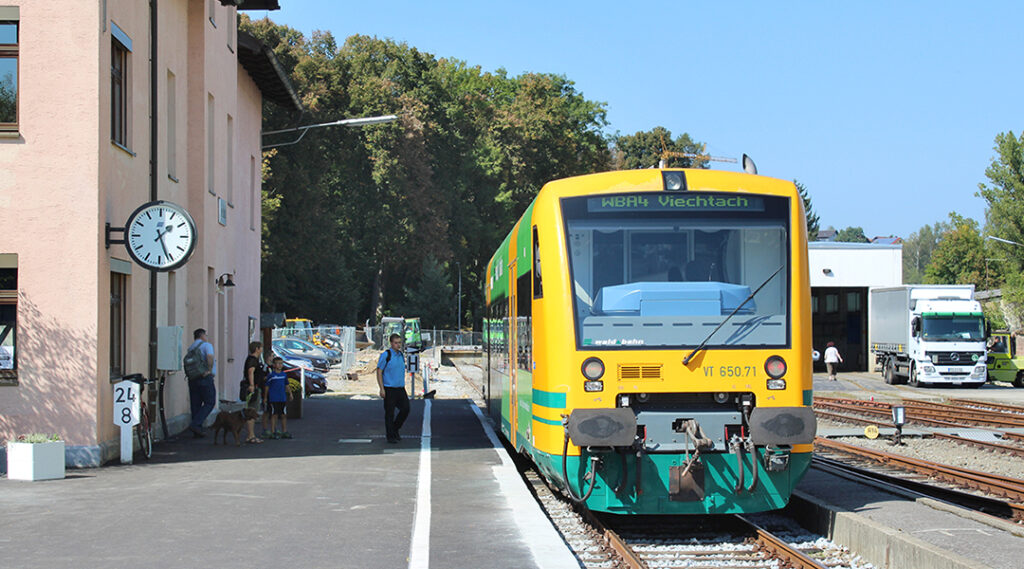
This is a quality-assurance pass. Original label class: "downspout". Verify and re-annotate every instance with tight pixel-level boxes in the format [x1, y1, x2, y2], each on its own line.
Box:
[149, 0, 168, 439]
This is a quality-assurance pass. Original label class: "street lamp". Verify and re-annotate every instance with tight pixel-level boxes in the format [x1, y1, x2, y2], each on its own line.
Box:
[261, 114, 398, 150]
[986, 235, 1024, 247]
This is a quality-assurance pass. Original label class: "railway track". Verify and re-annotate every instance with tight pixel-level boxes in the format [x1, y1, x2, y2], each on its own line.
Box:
[815, 395, 1024, 429]
[520, 463, 865, 568]
[814, 437, 1024, 522]
[812, 455, 1024, 522]
[814, 407, 1024, 458]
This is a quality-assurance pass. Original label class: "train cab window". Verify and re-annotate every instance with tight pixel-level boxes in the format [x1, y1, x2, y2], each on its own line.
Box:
[532, 226, 543, 299]
[561, 192, 790, 350]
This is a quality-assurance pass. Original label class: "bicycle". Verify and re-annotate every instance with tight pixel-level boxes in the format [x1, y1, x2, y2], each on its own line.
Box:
[119, 373, 154, 460]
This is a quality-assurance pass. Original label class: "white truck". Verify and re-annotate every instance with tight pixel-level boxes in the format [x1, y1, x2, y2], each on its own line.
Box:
[869, 285, 988, 388]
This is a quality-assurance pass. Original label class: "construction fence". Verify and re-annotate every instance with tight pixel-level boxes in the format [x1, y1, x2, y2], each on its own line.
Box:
[367, 327, 482, 351]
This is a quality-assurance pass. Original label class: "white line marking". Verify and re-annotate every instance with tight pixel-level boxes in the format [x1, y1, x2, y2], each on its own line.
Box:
[409, 399, 432, 569]
[337, 438, 373, 443]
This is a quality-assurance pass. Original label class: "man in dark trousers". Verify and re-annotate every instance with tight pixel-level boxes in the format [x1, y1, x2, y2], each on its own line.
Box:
[376, 333, 410, 443]
[187, 328, 217, 437]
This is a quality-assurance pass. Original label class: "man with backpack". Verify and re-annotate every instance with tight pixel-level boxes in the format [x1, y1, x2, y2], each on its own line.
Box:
[376, 333, 409, 444]
[184, 328, 217, 437]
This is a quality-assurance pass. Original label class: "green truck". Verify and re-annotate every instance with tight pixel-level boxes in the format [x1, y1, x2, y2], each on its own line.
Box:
[381, 316, 422, 350]
[987, 331, 1024, 387]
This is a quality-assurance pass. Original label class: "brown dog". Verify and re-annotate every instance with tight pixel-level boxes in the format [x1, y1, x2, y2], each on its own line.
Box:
[211, 408, 259, 446]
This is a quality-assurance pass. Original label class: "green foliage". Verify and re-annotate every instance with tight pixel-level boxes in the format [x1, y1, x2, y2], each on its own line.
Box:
[794, 180, 819, 241]
[979, 130, 1024, 276]
[924, 213, 988, 287]
[834, 226, 870, 243]
[394, 257, 456, 328]
[983, 298, 1008, 331]
[902, 221, 950, 284]
[10, 433, 61, 444]
[612, 127, 705, 170]
[242, 17, 611, 325]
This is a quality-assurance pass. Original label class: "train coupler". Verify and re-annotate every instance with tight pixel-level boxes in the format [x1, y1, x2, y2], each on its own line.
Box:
[763, 445, 791, 472]
[668, 458, 704, 502]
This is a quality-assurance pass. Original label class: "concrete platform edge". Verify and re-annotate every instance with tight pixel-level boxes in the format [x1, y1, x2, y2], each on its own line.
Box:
[789, 490, 995, 569]
[468, 401, 582, 569]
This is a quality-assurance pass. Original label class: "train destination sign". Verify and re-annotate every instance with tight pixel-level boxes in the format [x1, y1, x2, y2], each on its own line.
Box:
[587, 194, 765, 213]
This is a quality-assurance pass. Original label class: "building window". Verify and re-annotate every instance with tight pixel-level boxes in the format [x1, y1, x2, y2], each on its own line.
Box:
[825, 293, 839, 314]
[208, 0, 216, 27]
[226, 8, 234, 52]
[110, 23, 132, 149]
[0, 254, 17, 383]
[110, 273, 126, 378]
[846, 291, 861, 312]
[207, 94, 215, 194]
[0, 11, 18, 132]
[167, 70, 177, 179]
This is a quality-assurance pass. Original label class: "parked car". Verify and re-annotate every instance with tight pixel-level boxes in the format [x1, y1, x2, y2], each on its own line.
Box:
[286, 366, 327, 395]
[271, 345, 330, 373]
[273, 337, 340, 364]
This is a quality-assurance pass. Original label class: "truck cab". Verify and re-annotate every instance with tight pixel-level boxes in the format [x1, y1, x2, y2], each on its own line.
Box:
[986, 331, 1024, 387]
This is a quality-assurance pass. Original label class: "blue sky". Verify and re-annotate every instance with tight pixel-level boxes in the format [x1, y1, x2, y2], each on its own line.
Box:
[262, 1, 1022, 240]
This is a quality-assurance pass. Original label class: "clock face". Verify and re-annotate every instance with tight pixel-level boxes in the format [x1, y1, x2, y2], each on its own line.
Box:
[124, 201, 197, 271]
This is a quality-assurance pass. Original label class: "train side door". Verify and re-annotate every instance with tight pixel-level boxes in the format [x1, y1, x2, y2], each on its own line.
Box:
[508, 260, 518, 448]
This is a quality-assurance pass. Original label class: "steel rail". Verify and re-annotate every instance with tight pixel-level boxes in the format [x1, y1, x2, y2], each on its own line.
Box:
[811, 456, 1024, 521]
[734, 515, 829, 569]
[946, 397, 1024, 415]
[582, 509, 647, 569]
[814, 399, 1024, 429]
[814, 408, 1024, 457]
[814, 437, 1024, 502]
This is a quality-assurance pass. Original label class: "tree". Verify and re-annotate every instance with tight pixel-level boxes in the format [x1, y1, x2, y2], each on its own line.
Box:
[978, 131, 1024, 274]
[0, 71, 14, 123]
[393, 257, 455, 328]
[612, 127, 705, 170]
[924, 213, 988, 287]
[834, 226, 869, 243]
[242, 17, 611, 325]
[902, 221, 949, 284]
[794, 180, 819, 241]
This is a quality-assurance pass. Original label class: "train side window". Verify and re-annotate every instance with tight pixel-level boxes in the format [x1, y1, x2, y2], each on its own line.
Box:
[517, 272, 531, 318]
[532, 226, 543, 299]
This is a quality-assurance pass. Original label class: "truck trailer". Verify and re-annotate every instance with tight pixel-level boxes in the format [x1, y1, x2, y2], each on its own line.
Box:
[869, 285, 987, 388]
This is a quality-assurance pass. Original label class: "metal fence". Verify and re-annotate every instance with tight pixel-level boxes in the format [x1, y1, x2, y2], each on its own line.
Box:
[271, 325, 357, 373]
[368, 327, 482, 350]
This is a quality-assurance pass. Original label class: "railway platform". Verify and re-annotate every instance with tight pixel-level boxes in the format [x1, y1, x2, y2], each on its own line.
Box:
[0, 397, 578, 569]
[795, 466, 1024, 569]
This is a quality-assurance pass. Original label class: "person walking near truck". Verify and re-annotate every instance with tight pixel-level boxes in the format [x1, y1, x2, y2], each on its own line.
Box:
[824, 341, 843, 381]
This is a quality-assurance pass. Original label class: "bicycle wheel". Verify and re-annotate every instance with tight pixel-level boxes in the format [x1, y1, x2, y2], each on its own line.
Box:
[137, 405, 153, 459]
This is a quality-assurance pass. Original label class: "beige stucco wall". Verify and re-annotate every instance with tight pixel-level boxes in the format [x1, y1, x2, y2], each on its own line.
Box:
[0, 0, 265, 463]
[0, 0, 102, 446]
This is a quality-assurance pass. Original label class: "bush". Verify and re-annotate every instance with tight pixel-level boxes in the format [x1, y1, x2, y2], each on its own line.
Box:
[9, 434, 62, 444]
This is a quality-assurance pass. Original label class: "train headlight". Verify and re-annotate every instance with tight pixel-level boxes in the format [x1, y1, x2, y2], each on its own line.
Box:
[764, 356, 787, 379]
[767, 378, 787, 390]
[584, 380, 604, 392]
[582, 357, 605, 380]
[662, 171, 686, 191]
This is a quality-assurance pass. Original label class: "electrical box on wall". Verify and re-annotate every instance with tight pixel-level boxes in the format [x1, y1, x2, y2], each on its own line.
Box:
[157, 326, 183, 371]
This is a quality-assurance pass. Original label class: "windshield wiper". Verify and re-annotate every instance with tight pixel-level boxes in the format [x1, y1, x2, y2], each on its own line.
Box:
[682, 264, 786, 365]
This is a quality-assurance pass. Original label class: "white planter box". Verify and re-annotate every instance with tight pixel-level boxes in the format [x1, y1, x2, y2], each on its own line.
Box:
[6, 440, 65, 481]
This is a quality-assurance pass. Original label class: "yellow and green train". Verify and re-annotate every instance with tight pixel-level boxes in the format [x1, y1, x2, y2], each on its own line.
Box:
[484, 168, 815, 514]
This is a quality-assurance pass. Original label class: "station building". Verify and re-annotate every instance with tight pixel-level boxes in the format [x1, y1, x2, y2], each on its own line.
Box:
[0, 0, 300, 467]
[808, 242, 903, 373]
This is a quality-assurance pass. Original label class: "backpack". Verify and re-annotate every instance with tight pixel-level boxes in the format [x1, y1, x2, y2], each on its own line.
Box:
[183, 342, 211, 380]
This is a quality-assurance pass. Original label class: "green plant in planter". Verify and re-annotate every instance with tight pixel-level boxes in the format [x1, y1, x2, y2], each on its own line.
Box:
[10, 433, 62, 444]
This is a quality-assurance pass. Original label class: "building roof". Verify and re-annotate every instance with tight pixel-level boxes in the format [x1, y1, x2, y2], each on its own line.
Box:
[809, 241, 902, 250]
[871, 236, 903, 245]
[223, 0, 282, 10]
[237, 31, 302, 111]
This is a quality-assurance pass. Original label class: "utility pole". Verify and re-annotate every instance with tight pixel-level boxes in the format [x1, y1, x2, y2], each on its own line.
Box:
[456, 262, 462, 332]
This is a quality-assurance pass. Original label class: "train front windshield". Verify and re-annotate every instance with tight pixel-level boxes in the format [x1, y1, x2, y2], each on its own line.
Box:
[562, 192, 791, 350]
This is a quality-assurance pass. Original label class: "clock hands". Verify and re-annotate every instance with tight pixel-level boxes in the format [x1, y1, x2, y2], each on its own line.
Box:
[153, 225, 174, 260]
